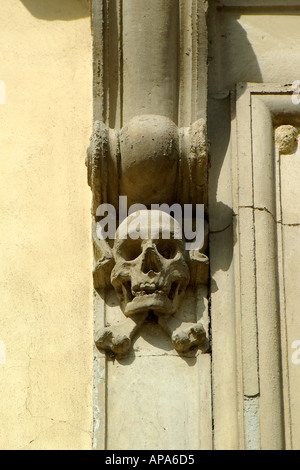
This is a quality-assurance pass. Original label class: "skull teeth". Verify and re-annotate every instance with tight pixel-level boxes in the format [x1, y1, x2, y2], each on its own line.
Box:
[132, 283, 166, 297]
[135, 291, 146, 297]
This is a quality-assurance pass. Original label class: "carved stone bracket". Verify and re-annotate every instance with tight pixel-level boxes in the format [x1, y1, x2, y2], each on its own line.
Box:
[87, 115, 207, 212]
[87, 114, 209, 357]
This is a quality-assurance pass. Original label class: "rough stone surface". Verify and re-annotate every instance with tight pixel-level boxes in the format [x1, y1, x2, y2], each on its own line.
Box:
[119, 115, 179, 207]
[275, 125, 298, 155]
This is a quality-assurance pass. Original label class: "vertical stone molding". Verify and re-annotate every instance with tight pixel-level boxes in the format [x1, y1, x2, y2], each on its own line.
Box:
[89, 0, 211, 450]
[234, 84, 300, 450]
[122, 0, 179, 123]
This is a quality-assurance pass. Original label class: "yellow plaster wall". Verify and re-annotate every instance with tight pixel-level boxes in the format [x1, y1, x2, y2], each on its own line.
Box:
[0, 0, 93, 449]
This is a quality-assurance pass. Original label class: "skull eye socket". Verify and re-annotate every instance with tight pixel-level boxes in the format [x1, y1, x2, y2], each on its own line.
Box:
[119, 239, 142, 261]
[156, 239, 178, 259]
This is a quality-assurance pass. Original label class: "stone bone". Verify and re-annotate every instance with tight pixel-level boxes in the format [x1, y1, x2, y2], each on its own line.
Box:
[158, 316, 209, 354]
[95, 312, 147, 357]
[96, 315, 208, 357]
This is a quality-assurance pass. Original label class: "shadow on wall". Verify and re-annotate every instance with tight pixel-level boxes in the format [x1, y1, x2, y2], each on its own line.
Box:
[207, 14, 263, 277]
[219, 11, 264, 92]
[20, 0, 90, 21]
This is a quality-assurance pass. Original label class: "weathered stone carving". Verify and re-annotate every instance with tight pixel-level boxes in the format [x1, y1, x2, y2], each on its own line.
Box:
[87, 115, 208, 213]
[111, 211, 190, 317]
[95, 210, 209, 357]
[87, 114, 209, 357]
[275, 125, 299, 154]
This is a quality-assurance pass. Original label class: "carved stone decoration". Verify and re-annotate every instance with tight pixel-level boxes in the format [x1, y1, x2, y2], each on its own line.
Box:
[87, 113, 209, 357]
[87, 115, 207, 213]
[275, 125, 299, 155]
[111, 211, 190, 317]
[95, 210, 209, 357]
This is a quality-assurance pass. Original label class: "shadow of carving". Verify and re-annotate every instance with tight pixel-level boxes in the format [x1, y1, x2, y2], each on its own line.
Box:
[20, 0, 89, 21]
[207, 15, 263, 277]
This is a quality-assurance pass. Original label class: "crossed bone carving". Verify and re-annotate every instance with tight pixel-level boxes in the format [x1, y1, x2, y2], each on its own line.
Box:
[94, 210, 209, 357]
[95, 314, 208, 357]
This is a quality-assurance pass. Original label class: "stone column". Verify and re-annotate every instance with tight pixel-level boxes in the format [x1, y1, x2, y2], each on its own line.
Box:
[122, 0, 179, 123]
[89, 0, 211, 450]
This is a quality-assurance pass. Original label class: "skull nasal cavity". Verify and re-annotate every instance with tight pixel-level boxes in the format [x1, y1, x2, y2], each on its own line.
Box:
[141, 248, 161, 274]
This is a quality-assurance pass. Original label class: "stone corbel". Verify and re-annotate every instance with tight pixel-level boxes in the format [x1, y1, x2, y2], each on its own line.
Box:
[87, 114, 209, 291]
[87, 115, 207, 212]
[87, 114, 209, 357]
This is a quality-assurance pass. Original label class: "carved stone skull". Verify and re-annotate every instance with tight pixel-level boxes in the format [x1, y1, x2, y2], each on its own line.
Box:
[111, 210, 190, 317]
